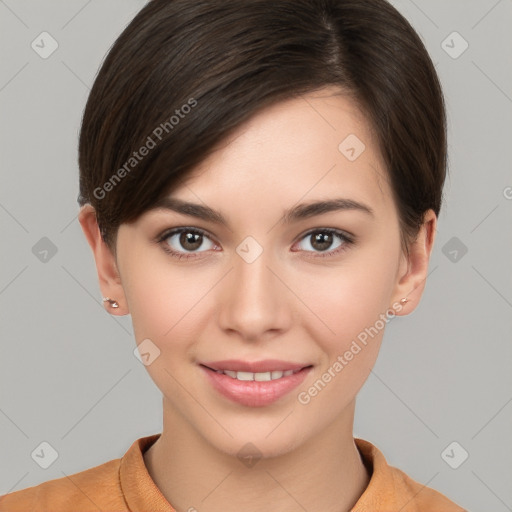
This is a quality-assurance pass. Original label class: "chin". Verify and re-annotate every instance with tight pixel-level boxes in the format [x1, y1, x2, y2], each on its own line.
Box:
[201, 422, 307, 462]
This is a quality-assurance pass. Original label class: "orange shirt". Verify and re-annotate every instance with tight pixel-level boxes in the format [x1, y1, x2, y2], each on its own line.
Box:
[0, 433, 465, 511]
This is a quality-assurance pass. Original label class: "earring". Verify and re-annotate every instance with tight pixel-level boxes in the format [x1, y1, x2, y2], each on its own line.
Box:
[400, 297, 409, 305]
[102, 297, 119, 308]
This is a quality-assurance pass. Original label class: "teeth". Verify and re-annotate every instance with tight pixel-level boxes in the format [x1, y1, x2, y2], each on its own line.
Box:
[254, 372, 272, 381]
[220, 369, 299, 381]
[237, 371, 255, 381]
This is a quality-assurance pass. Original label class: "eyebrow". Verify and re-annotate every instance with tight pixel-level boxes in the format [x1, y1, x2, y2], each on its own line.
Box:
[150, 196, 374, 226]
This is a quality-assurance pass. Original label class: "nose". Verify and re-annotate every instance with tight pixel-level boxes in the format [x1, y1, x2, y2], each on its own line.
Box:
[217, 248, 293, 342]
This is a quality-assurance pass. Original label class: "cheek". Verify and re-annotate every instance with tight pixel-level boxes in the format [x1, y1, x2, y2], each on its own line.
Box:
[122, 252, 209, 348]
[303, 263, 396, 331]
[123, 260, 210, 405]
[293, 237, 400, 365]
[292, 259, 396, 415]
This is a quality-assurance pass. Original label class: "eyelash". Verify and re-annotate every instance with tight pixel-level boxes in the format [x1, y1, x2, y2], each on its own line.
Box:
[155, 227, 355, 261]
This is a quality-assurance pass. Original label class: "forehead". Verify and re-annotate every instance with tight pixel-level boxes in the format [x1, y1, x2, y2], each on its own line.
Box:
[165, 88, 392, 217]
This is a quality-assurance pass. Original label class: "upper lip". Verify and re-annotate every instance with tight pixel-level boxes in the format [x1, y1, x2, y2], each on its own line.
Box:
[200, 359, 311, 373]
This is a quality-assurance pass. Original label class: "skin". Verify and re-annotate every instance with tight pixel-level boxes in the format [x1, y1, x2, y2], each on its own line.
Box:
[79, 86, 437, 512]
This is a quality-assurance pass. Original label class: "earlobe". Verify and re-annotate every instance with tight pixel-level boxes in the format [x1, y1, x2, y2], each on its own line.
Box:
[391, 209, 437, 316]
[78, 204, 128, 315]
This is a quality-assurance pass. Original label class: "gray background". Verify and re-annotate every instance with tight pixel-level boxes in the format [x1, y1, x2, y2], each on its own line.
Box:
[1, 0, 511, 510]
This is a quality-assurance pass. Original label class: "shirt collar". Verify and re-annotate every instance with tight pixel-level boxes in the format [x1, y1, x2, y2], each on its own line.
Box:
[120, 433, 415, 511]
[352, 437, 408, 511]
[120, 433, 175, 511]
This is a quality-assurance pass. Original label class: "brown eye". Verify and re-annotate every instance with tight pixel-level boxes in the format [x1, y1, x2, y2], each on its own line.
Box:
[179, 231, 203, 251]
[294, 228, 354, 257]
[160, 228, 215, 256]
[310, 232, 334, 251]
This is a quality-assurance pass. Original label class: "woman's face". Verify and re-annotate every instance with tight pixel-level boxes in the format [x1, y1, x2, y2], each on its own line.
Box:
[103, 87, 434, 457]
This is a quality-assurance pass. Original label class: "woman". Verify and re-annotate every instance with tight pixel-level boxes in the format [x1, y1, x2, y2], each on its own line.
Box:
[0, 0, 465, 509]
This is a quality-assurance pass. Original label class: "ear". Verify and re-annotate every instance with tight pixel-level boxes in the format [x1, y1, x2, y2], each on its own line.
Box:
[391, 209, 437, 316]
[78, 204, 128, 315]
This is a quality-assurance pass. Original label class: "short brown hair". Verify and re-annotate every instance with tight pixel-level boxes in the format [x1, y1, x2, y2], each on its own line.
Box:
[78, 0, 447, 257]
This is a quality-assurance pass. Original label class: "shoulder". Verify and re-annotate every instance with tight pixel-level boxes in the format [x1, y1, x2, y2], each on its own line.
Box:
[0, 457, 125, 512]
[354, 438, 466, 511]
[389, 464, 466, 511]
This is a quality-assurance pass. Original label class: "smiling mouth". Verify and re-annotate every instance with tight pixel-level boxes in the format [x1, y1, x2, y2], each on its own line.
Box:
[199, 363, 313, 407]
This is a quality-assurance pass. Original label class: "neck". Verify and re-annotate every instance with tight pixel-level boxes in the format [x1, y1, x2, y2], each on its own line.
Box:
[144, 399, 370, 512]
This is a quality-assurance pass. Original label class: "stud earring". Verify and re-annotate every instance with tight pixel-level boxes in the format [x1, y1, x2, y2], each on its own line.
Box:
[102, 297, 119, 308]
[400, 297, 409, 305]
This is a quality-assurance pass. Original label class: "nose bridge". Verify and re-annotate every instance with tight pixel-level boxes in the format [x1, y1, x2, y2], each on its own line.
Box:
[217, 243, 290, 339]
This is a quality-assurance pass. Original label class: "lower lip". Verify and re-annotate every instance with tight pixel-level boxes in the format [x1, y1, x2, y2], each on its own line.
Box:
[200, 365, 312, 407]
